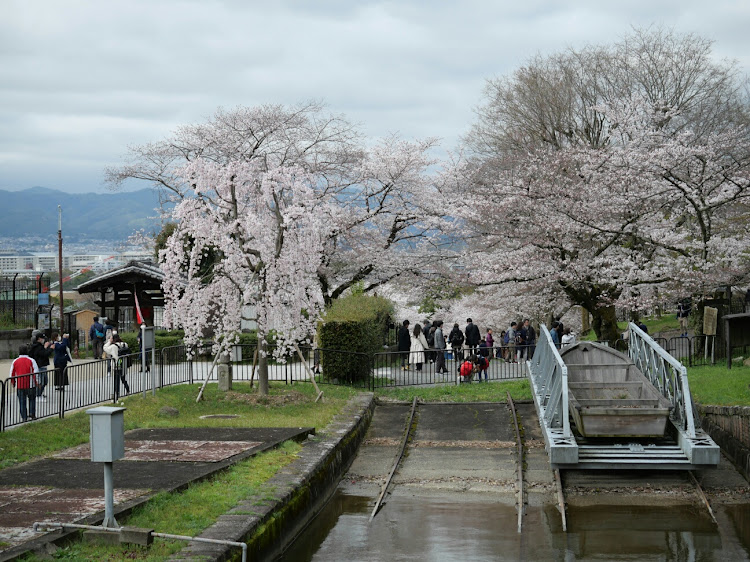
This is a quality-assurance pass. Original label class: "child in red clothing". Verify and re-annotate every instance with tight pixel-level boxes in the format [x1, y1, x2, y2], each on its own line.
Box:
[459, 356, 477, 383]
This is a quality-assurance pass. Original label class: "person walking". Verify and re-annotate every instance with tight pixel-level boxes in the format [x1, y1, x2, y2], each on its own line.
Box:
[561, 327, 576, 347]
[104, 334, 131, 399]
[465, 318, 481, 355]
[485, 329, 495, 356]
[507, 322, 518, 363]
[52, 332, 72, 390]
[426, 323, 436, 363]
[550, 321, 561, 347]
[677, 300, 691, 337]
[398, 320, 411, 370]
[523, 319, 537, 360]
[449, 323, 465, 362]
[434, 321, 447, 374]
[28, 332, 53, 400]
[10, 345, 40, 422]
[409, 324, 430, 372]
[89, 316, 105, 359]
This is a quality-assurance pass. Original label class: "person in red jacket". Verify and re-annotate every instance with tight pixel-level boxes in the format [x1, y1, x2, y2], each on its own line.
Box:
[10, 345, 40, 422]
[459, 355, 476, 383]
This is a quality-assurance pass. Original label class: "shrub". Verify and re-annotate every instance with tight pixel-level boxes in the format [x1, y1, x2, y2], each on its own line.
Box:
[319, 294, 394, 382]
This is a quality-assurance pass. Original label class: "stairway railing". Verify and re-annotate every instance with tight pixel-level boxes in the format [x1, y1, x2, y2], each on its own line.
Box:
[628, 322, 696, 438]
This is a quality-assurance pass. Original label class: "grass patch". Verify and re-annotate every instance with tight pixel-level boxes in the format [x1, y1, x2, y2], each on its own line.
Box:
[581, 315, 681, 341]
[0, 382, 358, 470]
[23, 441, 302, 561]
[375, 379, 531, 403]
[687, 364, 750, 406]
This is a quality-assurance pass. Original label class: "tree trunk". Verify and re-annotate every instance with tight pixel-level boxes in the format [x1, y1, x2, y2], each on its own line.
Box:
[581, 307, 591, 335]
[589, 304, 620, 343]
[258, 335, 269, 396]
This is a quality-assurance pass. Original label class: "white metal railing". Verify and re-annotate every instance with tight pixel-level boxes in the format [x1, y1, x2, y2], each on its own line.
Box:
[628, 322, 696, 438]
[529, 325, 570, 438]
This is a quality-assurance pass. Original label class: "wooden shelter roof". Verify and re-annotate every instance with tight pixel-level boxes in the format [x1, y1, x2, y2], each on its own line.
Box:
[77, 260, 165, 294]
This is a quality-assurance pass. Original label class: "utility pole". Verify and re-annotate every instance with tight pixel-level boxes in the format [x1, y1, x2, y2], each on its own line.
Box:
[58, 205, 64, 333]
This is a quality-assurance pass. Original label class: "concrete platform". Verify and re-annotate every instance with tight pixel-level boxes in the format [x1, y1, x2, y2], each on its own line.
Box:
[414, 403, 515, 442]
[0, 426, 312, 559]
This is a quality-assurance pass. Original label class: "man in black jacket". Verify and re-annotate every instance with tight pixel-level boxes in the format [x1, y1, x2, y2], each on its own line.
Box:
[465, 318, 481, 354]
[398, 320, 411, 370]
[28, 332, 53, 399]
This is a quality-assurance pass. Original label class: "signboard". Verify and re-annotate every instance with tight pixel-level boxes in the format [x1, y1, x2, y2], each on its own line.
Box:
[704, 307, 718, 336]
[141, 326, 155, 349]
[38, 292, 49, 305]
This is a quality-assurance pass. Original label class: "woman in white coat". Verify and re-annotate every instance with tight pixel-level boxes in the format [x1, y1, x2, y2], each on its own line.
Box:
[103, 334, 131, 399]
[409, 324, 430, 371]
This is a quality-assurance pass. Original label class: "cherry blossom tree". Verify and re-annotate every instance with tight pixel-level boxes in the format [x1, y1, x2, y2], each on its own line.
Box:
[160, 158, 338, 395]
[456, 29, 750, 341]
[107, 103, 450, 306]
[451, 98, 750, 341]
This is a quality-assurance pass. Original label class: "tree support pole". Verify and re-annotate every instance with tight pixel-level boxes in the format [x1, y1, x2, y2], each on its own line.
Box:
[295, 344, 323, 402]
[196, 349, 223, 403]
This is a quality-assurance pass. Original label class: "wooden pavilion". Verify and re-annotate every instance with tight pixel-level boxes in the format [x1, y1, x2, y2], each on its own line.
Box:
[76, 260, 165, 329]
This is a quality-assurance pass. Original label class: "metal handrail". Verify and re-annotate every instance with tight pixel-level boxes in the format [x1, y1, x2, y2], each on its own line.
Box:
[628, 322, 696, 438]
[529, 325, 570, 438]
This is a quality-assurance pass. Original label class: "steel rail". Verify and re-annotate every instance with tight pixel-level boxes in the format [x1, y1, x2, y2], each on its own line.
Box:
[506, 391, 525, 534]
[554, 468, 567, 532]
[370, 396, 418, 521]
[688, 472, 717, 525]
[33, 522, 247, 562]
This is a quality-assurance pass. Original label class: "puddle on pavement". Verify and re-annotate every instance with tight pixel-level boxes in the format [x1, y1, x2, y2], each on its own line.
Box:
[281, 491, 750, 561]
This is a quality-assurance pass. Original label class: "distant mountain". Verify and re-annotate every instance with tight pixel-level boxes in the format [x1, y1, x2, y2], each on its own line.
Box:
[0, 187, 168, 242]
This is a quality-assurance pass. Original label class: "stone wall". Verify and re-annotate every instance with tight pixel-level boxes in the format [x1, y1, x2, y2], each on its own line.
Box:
[700, 405, 750, 482]
[0, 329, 33, 360]
[169, 392, 376, 562]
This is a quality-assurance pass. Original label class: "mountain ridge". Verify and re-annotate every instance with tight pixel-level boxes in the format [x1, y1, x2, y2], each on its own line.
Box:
[0, 186, 167, 242]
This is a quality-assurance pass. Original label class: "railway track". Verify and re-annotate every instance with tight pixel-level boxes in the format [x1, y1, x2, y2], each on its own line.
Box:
[506, 391, 526, 533]
[370, 396, 418, 521]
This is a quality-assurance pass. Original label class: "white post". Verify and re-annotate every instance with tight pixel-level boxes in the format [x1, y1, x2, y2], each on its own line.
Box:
[102, 462, 117, 528]
[141, 324, 147, 399]
[151, 344, 156, 396]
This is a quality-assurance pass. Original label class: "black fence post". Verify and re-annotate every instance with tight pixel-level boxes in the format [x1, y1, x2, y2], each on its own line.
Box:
[1, 379, 5, 431]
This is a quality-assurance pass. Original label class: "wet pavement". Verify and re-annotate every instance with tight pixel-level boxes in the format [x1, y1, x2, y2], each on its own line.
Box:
[284, 400, 750, 561]
[0, 426, 312, 559]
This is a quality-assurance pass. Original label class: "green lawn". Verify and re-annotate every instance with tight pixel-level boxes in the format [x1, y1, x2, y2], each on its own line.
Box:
[10, 381, 359, 561]
[687, 363, 750, 406]
[0, 382, 358, 470]
[581, 314, 681, 341]
[23, 441, 302, 561]
[375, 378, 531, 403]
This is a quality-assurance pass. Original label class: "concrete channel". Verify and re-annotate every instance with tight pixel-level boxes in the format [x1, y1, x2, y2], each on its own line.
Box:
[280, 399, 750, 561]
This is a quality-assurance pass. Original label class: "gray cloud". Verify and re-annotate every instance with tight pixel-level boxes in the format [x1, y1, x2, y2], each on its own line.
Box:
[1, 0, 748, 192]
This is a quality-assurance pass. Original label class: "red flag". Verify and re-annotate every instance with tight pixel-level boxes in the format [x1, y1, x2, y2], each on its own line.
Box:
[134, 292, 143, 325]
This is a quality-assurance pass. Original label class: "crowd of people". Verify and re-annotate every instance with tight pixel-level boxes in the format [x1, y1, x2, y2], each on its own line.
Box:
[395, 317, 583, 382]
[8, 315, 141, 423]
[397, 317, 557, 374]
[9, 331, 72, 422]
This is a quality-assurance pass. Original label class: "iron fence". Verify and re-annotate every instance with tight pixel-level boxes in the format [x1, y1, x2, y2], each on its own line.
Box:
[9, 332, 744, 432]
[0, 274, 44, 329]
[371, 346, 533, 389]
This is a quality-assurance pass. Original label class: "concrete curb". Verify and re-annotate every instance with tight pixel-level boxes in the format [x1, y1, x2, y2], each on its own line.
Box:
[169, 392, 375, 561]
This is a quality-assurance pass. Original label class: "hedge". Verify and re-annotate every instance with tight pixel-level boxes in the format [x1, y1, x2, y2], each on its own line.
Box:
[319, 294, 394, 382]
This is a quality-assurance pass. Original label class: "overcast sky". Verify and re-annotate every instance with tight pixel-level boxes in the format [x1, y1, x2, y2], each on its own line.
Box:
[2, 0, 748, 194]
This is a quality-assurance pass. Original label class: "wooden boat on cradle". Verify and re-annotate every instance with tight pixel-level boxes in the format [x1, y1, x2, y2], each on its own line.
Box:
[560, 342, 673, 438]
